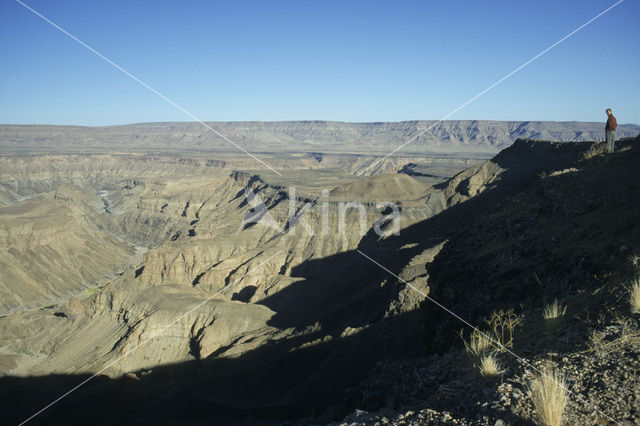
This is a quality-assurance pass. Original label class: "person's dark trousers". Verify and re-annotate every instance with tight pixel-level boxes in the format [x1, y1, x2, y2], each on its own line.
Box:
[606, 130, 616, 153]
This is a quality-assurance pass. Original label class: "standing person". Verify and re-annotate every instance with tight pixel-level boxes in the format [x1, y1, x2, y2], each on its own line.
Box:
[605, 108, 617, 153]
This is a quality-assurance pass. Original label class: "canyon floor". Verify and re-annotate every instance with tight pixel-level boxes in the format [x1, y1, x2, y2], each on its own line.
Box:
[0, 125, 639, 425]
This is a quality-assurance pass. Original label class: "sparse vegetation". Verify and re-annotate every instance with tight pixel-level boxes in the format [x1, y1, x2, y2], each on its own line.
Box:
[528, 366, 568, 426]
[83, 281, 112, 298]
[461, 329, 506, 377]
[543, 299, 567, 320]
[630, 276, 640, 314]
[462, 329, 494, 357]
[478, 353, 503, 377]
[580, 142, 607, 160]
[617, 317, 636, 338]
[486, 308, 524, 351]
[588, 329, 606, 357]
[587, 318, 639, 358]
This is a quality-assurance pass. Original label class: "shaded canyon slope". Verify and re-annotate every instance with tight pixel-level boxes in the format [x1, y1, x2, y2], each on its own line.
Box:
[340, 136, 640, 425]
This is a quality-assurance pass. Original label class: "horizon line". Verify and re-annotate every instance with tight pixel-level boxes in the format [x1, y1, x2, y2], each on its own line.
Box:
[2, 118, 639, 128]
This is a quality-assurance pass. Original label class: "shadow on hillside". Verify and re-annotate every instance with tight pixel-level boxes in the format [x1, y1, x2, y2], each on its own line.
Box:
[1, 138, 620, 425]
[422, 137, 640, 353]
[1, 310, 425, 426]
[260, 140, 599, 331]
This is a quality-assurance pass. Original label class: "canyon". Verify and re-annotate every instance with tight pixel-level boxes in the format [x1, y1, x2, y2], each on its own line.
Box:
[0, 122, 639, 424]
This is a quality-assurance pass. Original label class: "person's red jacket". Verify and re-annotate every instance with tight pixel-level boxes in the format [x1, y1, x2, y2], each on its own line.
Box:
[606, 114, 618, 131]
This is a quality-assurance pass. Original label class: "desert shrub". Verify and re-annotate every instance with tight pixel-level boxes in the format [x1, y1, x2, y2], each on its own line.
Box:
[461, 330, 505, 377]
[486, 308, 524, 351]
[528, 366, 568, 426]
[580, 142, 607, 160]
[543, 299, 567, 320]
[478, 353, 503, 377]
[462, 329, 494, 357]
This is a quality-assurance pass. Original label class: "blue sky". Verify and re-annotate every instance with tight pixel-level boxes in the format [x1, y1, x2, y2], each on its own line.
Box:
[1, 0, 638, 126]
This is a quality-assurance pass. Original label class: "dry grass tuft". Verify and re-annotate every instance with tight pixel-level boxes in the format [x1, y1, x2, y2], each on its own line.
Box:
[588, 320, 640, 358]
[478, 353, 503, 377]
[528, 367, 568, 426]
[630, 277, 640, 314]
[543, 299, 567, 320]
[580, 142, 607, 160]
[463, 329, 494, 357]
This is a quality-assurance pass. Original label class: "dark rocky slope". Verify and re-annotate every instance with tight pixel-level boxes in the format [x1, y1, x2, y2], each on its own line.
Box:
[340, 136, 640, 425]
